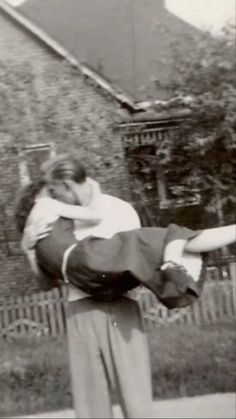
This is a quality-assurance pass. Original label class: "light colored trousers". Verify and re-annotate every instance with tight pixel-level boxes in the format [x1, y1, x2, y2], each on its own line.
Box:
[66, 297, 153, 418]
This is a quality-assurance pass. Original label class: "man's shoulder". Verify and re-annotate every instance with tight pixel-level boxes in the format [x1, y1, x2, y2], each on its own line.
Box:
[101, 193, 132, 207]
[101, 194, 140, 226]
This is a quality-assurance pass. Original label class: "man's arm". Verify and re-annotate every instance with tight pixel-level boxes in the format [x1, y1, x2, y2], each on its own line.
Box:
[112, 198, 141, 232]
[36, 264, 61, 291]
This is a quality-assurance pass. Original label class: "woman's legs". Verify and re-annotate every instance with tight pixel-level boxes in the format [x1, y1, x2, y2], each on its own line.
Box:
[38, 219, 235, 308]
[163, 239, 186, 265]
[163, 224, 236, 258]
[184, 224, 236, 253]
[163, 224, 236, 281]
[66, 225, 206, 308]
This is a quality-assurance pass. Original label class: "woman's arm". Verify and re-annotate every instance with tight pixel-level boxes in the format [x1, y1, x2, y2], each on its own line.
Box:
[47, 197, 103, 223]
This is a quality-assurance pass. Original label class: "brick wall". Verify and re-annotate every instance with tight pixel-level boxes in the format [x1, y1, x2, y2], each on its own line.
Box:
[0, 11, 132, 299]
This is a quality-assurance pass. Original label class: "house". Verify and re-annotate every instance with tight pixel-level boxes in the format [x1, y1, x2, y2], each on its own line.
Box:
[17, 0, 200, 102]
[0, 0, 136, 299]
[0, 0, 201, 300]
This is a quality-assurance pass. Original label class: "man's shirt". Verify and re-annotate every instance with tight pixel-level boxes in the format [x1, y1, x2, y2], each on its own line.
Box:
[73, 194, 141, 240]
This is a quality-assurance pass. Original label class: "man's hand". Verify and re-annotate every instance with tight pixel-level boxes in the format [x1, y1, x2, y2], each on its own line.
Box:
[21, 221, 53, 252]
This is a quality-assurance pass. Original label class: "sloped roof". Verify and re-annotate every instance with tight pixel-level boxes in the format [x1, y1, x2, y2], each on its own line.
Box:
[0, 0, 141, 110]
[15, 0, 200, 102]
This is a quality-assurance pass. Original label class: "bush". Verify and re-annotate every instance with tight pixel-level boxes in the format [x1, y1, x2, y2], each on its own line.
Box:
[0, 321, 235, 417]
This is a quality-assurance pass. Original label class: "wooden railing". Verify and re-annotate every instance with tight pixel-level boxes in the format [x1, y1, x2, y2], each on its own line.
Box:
[0, 262, 235, 338]
[0, 288, 66, 338]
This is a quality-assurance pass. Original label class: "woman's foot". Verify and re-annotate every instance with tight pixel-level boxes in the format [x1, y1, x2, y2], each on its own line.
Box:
[159, 259, 204, 309]
[161, 261, 195, 290]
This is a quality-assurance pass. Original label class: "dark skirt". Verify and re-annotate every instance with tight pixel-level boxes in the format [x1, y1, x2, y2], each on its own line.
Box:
[36, 218, 205, 308]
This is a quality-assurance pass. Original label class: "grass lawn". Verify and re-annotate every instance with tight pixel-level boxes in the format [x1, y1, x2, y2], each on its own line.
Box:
[0, 321, 235, 417]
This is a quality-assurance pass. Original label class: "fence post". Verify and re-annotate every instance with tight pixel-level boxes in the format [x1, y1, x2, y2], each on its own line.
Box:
[39, 291, 48, 333]
[229, 262, 236, 315]
[17, 295, 25, 336]
[47, 290, 57, 337]
[32, 292, 41, 326]
[0, 262, 235, 338]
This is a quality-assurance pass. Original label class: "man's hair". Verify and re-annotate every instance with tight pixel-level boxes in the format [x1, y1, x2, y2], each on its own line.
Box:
[41, 154, 87, 183]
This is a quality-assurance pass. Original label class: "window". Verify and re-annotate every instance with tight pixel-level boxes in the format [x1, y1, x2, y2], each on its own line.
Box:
[123, 127, 201, 226]
[18, 143, 56, 185]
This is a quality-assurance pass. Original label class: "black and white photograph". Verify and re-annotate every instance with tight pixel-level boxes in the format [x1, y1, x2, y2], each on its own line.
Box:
[0, 0, 235, 418]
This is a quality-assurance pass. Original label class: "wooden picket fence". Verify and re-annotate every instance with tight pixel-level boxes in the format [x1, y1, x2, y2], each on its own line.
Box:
[0, 262, 235, 338]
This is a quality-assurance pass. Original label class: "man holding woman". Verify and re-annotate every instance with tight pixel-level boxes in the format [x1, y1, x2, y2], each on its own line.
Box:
[16, 153, 236, 418]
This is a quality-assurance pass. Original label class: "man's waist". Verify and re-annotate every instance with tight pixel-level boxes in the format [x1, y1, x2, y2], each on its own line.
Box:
[67, 283, 135, 303]
[67, 283, 90, 301]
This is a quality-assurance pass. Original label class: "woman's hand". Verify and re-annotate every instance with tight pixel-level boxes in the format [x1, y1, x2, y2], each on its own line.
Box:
[21, 221, 53, 252]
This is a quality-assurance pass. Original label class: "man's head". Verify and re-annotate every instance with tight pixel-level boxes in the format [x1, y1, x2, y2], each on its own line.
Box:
[41, 154, 90, 204]
[41, 154, 87, 183]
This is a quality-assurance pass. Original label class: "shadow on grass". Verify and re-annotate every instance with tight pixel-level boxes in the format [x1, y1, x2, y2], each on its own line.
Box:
[0, 320, 235, 417]
[149, 320, 236, 399]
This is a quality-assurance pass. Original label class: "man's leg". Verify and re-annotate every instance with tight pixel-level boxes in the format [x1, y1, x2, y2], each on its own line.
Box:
[99, 297, 154, 419]
[66, 299, 114, 419]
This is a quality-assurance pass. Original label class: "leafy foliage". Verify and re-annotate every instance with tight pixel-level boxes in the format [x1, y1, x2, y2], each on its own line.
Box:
[153, 25, 236, 224]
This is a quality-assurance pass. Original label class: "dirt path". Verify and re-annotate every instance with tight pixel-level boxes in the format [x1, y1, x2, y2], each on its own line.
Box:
[6, 393, 236, 419]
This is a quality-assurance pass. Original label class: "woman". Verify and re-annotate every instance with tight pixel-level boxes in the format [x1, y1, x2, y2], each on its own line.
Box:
[16, 154, 236, 309]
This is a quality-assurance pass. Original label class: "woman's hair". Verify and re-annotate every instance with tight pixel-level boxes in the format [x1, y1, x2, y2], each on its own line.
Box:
[15, 180, 46, 234]
[15, 155, 87, 233]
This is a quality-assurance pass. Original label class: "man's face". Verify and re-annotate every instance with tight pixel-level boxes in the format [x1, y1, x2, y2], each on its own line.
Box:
[48, 180, 77, 204]
[70, 180, 93, 206]
[48, 179, 92, 206]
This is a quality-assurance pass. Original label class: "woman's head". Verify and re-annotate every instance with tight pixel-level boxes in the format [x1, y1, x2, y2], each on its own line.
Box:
[15, 154, 91, 233]
[41, 154, 87, 184]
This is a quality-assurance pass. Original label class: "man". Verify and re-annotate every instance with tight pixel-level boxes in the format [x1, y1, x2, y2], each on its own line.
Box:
[20, 154, 154, 419]
[20, 154, 236, 418]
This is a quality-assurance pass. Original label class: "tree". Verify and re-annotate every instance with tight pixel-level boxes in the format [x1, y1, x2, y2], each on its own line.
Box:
[153, 24, 236, 226]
